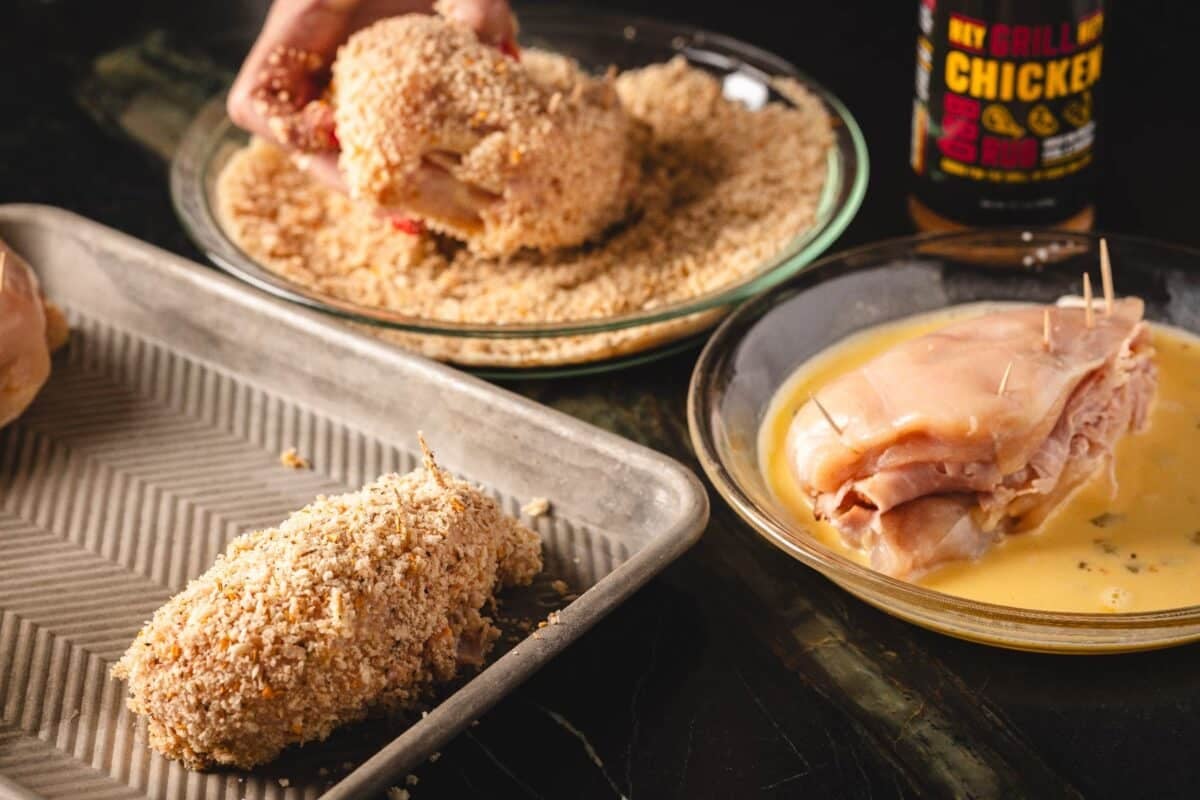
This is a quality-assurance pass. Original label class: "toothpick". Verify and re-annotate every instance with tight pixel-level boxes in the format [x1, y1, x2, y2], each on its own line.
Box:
[811, 393, 843, 436]
[1043, 307, 1052, 351]
[1082, 273, 1094, 328]
[0, 251, 6, 292]
[997, 360, 1014, 396]
[1099, 238, 1114, 315]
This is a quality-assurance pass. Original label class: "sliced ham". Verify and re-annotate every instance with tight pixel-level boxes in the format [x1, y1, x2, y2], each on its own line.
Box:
[787, 299, 1157, 579]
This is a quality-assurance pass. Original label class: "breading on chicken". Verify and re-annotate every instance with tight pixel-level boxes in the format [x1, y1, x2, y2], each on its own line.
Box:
[112, 440, 542, 770]
[0, 243, 67, 428]
[331, 14, 643, 256]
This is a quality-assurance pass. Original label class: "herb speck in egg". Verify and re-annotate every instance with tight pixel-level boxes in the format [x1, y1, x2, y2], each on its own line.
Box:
[1090, 512, 1125, 529]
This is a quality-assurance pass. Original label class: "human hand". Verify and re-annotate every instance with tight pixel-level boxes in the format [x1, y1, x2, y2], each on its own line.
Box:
[226, 0, 517, 191]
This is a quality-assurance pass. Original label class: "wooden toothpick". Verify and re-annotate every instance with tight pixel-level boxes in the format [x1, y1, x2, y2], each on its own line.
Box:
[0, 251, 6, 292]
[1100, 238, 1114, 316]
[811, 394, 843, 436]
[997, 360, 1014, 396]
[1082, 273, 1094, 328]
[1043, 307, 1052, 351]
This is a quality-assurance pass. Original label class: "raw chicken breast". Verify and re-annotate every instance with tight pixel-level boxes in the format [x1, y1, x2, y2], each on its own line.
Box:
[787, 299, 1157, 578]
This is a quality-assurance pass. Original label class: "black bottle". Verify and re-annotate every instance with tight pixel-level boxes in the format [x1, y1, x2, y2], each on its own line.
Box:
[909, 0, 1104, 230]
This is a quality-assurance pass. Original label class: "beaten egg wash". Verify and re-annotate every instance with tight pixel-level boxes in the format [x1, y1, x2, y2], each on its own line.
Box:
[760, 305, 1200, 614]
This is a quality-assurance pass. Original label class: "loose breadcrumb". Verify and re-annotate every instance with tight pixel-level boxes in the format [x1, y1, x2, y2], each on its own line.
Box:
[279, 447, 310, 470]
[550, 579, 568, 595]
[111, 441, 542, 769]
[406, 774, 420, 786]
[521, 496, 550, 517]
[217, 56, 831, 367]
[387, 788, 411, 800]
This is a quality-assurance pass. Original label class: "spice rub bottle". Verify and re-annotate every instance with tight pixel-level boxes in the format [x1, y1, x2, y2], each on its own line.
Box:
[909, 0, 1105, 231]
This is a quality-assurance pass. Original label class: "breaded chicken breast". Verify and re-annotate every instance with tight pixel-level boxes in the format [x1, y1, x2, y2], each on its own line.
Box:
[112, 441, 542, 769]
[332, 14, 643, 256]
[0, 244, 67, 428]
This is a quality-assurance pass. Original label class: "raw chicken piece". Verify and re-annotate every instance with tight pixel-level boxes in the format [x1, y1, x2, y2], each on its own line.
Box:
[788, 300, 1156, 578]
[0, 243, 67, 428]
[332, 14, 643, 256]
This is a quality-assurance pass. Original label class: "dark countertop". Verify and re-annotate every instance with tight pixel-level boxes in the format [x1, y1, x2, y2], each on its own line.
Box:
[4, 1, 1200, 797]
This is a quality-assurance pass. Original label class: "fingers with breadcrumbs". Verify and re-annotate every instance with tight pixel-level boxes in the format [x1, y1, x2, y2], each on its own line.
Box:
[112, 440, 542, 770]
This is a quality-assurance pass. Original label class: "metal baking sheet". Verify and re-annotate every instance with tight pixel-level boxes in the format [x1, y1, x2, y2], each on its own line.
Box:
[0, 204, 708, 800]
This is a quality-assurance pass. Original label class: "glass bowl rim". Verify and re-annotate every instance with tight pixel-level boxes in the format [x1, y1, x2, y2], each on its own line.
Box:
[688, 227, 1200, 642]
[170, 7, 869, 339]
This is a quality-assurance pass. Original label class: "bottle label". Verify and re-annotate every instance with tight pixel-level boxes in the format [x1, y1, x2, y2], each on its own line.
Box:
[911, 0, 1103, 215]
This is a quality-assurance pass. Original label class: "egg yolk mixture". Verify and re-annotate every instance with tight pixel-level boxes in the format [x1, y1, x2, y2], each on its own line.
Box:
[760, 304, 1200, 613]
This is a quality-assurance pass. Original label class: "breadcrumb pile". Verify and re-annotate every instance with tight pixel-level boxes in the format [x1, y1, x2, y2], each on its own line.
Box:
[218, 52, 832, 367]
[333, 15, 642, 256]
[112, 443, 542, 769]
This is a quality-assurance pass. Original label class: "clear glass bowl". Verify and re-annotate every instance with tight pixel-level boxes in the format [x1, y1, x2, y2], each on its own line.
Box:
[688, 229, 1200, 653]
[170, 8, 868, 376]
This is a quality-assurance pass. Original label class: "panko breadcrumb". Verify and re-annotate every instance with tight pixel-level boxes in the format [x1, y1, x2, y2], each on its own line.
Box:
[521, 496, 550, 517]
[279, 446, 310, 469]
[217, 56, 832, 368]
[112, 440, 542, 770]
[0, 245, 68, 428]
[333, 15, 641, 256]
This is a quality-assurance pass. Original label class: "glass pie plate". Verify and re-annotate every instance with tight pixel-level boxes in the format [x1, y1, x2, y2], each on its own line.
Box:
[688, 229, 1200, 653]
[170, 7, 867, 378]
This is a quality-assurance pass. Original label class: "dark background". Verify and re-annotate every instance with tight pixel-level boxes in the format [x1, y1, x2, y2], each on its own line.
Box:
[8, 0, 1200, 252]
[4, 1, 1200, 798]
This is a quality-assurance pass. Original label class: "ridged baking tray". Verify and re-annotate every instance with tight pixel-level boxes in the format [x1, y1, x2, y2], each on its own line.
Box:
[0, 205, 708, 800]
